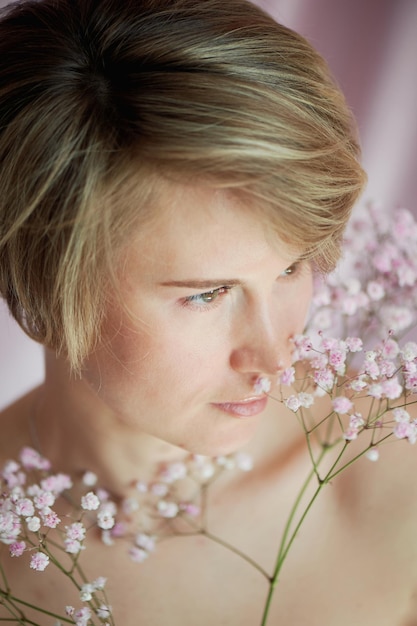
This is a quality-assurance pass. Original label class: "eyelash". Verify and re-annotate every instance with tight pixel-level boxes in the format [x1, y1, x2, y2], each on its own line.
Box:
[181, 262, 302, 312]
[182, 286, 231, 311]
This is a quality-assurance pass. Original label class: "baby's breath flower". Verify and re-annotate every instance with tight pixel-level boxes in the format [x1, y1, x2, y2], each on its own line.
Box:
[135, 533, 155, 552]
[234, 452, 253, 472]
[253, 376, 271, 394]
[9, 540, 26, 557]
[80, 583, 94, 602]
[128, 545, 148, 563]
[160, 461, 187, 483]
[157, 500, 179, 518]
[41, 473, 73, 494]
[96, 604, 112, 619]
[332, 396, 353, 414]
[74, 607, 92, 626]
[19, 447, 51, 471]
[30, 551, 50, 572]
[64, 538, 84, 554]
[27, 516, 41, 532]
[65, 522, 86, 541]
[81, 491, 100, 511]
[150, 482, 168, 497]
[41, 509, 61, 528]
[284, 395, 301, 412]
[401, 342, 417, 362]
[280, 367, 295, 386]
[96, 510, 115, 530]
[82, 471, 98, 487]
[366, 448, 380, 462]
[92, 577, 107, 590]
[15, 497, 35, 517]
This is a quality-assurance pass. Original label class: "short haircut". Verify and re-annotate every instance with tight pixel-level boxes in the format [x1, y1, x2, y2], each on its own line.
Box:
[0, 0, 366, 371]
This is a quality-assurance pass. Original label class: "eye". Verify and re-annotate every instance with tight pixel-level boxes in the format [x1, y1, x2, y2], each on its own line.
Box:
[182, 286, 231, 310]
[279, 262, 300, 278]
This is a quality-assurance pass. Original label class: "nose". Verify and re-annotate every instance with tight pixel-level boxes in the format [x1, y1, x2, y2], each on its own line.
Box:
[229, 301, 290, 378]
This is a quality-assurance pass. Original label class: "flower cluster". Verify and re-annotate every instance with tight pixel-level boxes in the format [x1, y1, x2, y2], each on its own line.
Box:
[277, 204, 417, 464]
[310, 205, 417, 339]
[0, 445, 252, 624]
[1, 203, 417, 626]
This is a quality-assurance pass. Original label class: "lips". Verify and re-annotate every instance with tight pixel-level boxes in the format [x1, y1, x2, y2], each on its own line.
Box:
[212, 395, 268, 418]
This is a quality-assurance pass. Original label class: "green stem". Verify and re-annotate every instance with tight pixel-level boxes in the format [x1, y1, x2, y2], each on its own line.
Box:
[1, 592, 73, 624]
[200, 529, 270, 580]
[260, 442, 348, 626]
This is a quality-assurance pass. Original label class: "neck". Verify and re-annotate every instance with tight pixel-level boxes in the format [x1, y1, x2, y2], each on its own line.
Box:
[31, 350, 305, 499]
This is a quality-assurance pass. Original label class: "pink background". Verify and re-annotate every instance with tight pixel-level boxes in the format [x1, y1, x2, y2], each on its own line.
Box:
[1, 0, 417, 409]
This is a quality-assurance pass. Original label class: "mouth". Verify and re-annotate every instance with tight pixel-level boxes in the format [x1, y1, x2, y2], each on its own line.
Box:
[212, 395, 268, 418]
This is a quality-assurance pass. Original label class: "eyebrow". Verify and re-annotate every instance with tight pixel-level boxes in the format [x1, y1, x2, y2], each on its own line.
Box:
[159, 279, 243, 289]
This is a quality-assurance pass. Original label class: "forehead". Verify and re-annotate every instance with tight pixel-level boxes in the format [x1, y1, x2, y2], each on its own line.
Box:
[120, 182, 298, 281]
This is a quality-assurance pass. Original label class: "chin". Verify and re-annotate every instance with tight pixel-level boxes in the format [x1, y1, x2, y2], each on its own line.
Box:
[183, 424, 258, 458]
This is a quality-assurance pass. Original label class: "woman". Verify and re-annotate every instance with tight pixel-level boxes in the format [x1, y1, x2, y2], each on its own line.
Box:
[1, 0, 416, 624]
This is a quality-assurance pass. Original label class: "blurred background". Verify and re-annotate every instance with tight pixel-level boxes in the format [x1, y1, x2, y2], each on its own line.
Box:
[1, 0, 416, 409]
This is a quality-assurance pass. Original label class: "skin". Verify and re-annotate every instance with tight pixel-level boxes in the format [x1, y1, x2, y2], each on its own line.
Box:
[1, 182, 417, 625]
[80, 182, 313, 460]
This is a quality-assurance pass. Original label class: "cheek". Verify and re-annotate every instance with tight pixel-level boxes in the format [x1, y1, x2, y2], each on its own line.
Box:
[84, 318, 220, 410]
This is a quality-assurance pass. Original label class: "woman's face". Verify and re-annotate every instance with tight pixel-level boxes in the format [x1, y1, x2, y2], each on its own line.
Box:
[84, 183, 313, 455]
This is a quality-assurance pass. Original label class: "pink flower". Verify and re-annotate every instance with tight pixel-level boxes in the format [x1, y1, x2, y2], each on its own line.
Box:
[0, 511, 21, 542]
[367, 281, 385, 301]
[381, 377, 403, 400]
[401, 342, 417, 362]
[30, 551, 50, 571]
[292, 335, 312, 359]
[97, 605, 112, 619]
[181, 503, 201, 517]
[81, 492, 100, 511]
[74, 607, 92, 626]
[366, 448, 380, 462]
[135, 533, 156, 552]
[151, 482, 169, 497]
[254, 376, 271, 395]
[41, 509, 61, 529]
[27, 516, 41, 532]
[343, 427, 359, 441]
[280, 367, 296, 386]
[349, 376, 367, 392]
[92, 577, 107, 590]
[298, 392, 314, 408]
[15, 498, 35, 518]
[64, 538, 84, 554]
[328, 348, 347, 373]
[33, 490, 55, 510]
[381, 338, 399, 359]
[97, 510, 115, 530]
[41, 473, 72, 494]
[343, 413, 365, 441]
[160, 462, 187, 483]
[19, 447, 51, 471]
[82, 471, 98, 487]
[9, 540, 26, 557]
[65, 522, 86, 541]
[80, 583, 94, 602]
[345, 337, 363, 352]
[157, 501, 179, 518]
[128, 546, 148, 563]
[332, 396, 353, 414]
[284, 395, 301, 412]
[234, 452, 253, 471]
[313, 368, 334, 392]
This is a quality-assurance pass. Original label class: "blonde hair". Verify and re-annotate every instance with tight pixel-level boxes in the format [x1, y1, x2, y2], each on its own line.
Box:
[0, 0, 366, 372]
